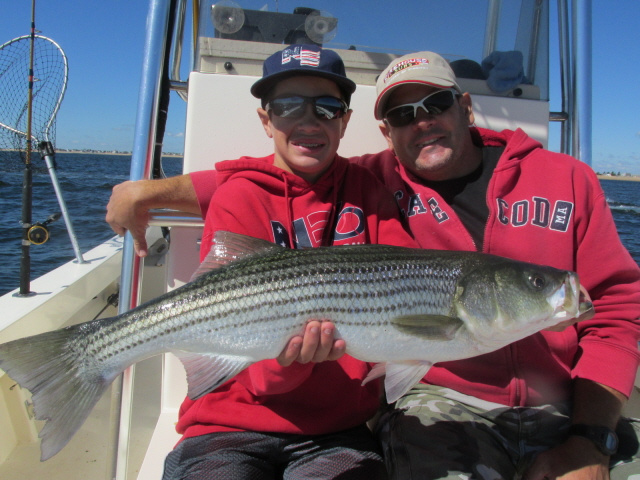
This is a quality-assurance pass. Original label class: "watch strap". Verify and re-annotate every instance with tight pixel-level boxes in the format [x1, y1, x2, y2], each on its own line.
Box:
[568, 424, 618, 456]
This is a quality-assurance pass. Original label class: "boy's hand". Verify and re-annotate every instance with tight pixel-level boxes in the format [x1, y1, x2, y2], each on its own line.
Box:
[277, 321, 346, 366]
[106, 180, 152, 257]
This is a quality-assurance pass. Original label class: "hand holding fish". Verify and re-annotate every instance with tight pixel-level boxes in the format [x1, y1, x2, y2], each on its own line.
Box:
[276, 320, 346, 366]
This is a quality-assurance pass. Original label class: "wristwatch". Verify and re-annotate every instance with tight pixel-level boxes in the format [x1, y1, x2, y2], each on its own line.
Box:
[568, 424, 619, 456]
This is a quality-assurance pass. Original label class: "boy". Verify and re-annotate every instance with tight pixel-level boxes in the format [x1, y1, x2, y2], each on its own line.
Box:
[162, 44, 416, 480]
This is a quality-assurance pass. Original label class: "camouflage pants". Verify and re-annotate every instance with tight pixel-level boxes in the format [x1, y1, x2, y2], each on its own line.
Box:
[376, 385, 640, 480]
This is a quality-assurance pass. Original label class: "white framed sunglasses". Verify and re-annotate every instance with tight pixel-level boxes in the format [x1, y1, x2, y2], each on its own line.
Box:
[384, 89, 459, 127]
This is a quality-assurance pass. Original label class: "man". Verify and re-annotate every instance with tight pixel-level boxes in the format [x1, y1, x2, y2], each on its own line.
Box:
[365, 52, 640, 480]
[107, 51, 640, 479]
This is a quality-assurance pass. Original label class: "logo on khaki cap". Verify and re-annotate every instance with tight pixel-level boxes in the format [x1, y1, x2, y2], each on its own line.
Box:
[375, 51, 461, 120]
[383, 58, 431, 83]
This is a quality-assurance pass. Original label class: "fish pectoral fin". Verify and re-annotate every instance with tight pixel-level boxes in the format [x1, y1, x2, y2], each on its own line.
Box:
[362, 362, 387, 386]
[174, 351, 253, 399]
[383, 361, 432, 403]
[391, 315, 464, 340]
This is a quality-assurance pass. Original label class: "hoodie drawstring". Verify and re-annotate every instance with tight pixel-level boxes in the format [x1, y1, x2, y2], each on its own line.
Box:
[282, 173, 295, 248]
[321, 171, 340, 247]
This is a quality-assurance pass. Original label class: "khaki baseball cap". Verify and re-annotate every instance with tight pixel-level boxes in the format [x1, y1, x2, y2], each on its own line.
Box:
[374, 51, 461, 120]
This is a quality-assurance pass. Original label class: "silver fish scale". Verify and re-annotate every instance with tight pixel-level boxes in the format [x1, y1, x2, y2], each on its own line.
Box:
[75, 245, 469, 369]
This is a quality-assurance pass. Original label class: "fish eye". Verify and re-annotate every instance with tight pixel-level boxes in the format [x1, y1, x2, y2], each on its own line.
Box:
[529, 274, 546, 290]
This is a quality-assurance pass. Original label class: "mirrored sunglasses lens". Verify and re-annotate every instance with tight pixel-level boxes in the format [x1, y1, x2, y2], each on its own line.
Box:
[269, 97, 306, 118]
[269, 96, 345, 120]
[314, 97, 345, 119]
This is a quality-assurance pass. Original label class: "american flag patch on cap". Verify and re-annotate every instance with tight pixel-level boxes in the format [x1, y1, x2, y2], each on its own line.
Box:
[282, 46, 321, 67]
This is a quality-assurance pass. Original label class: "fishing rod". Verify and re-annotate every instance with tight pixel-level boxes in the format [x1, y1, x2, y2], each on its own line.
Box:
[0, 1, 85, 296]
[20, 0, 37, 296]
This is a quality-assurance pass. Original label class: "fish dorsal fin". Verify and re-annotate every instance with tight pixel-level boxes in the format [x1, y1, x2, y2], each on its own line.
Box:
[362, 361, 433, 403]
[391, 315, 464, 340]
[190, 231, 284, 282]
[173, 351, 253, 399]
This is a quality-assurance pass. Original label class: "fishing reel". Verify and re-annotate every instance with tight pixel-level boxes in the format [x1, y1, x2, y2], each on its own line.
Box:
[27, 212, 61, 245]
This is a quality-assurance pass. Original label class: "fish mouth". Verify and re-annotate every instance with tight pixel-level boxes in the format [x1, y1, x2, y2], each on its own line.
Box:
[545, 275, 594, 332]
[576, 284, 595, 320]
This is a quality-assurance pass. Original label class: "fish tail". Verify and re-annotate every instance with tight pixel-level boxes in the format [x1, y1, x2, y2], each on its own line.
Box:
[0, 324, 116, 461]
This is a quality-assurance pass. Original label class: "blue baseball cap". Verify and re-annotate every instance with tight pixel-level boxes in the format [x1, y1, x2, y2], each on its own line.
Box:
[251, 44, 356, 105]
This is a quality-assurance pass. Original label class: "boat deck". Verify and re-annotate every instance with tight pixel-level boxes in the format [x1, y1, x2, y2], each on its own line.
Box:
[0, 363, 636, 480]
[0, 356, 162, 480]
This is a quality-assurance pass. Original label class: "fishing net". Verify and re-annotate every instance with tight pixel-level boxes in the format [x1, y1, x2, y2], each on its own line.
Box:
[0, 34, 68, 169]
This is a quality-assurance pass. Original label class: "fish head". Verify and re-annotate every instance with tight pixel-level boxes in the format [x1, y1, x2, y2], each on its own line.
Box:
[454, 257, 593, 348]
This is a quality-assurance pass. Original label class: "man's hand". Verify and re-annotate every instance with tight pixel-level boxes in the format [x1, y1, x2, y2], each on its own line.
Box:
[106, 180, 153, 257]
[522, 436, 609, 480]
[523, 379, 624, 480]
[277, 321, 346, 366]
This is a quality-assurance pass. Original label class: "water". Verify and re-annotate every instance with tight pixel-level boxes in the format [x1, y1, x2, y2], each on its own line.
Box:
[0, 152, 183, 296]
[0, 156, 639, 296]
[600, 179, 640, 265]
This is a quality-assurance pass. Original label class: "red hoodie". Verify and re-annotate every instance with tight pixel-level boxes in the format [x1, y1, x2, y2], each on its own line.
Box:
[352, 127, 640, 405]
[177, 154, 417, 440]
[191, 128, 640, 406]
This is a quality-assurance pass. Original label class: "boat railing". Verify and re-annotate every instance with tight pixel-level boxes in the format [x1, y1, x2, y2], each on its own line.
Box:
[555, 0, 592, 164]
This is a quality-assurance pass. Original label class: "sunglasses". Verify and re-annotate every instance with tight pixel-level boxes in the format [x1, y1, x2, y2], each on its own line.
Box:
[384, 89, 459, 128]
[266, 95, 349, 121]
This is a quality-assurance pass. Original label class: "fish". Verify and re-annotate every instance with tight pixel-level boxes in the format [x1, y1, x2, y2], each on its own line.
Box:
[0, 231, 593, 461]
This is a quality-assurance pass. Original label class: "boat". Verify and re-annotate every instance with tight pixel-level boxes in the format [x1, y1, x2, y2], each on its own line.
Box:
[1, 0, 637, 478]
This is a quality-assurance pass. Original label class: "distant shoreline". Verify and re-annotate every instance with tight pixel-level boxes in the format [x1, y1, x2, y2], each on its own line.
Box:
[0, 148, 183, 157]
[59, 150, 183, 157]
[598, 175, 640, 182]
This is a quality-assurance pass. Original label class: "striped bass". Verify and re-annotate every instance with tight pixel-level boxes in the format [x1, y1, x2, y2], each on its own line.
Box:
[0, 231, 593, 461]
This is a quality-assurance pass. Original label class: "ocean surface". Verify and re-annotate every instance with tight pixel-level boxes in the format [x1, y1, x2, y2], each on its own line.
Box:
[0, 153, 639, 296]
[0, 152, 183, 296]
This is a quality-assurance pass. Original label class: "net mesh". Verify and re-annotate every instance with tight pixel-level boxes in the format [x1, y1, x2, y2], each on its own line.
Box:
[0, 35, 68, 167]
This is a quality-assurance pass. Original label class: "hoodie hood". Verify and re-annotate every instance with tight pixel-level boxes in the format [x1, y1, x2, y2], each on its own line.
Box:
[471, 127, 543, 167]
[214, 154, 348, 248]
[215, 154, 349, 197]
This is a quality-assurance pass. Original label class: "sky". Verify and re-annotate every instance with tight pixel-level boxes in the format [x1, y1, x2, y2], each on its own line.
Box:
[1, 1, 639, 174]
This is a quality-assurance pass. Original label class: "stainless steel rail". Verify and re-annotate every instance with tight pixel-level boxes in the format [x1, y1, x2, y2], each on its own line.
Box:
[148, 210, 205, 228]
[573, 0, 592, 165]
[556, 0, 592, 164]
[108, 0, 174, 478]
[558, 0, 573, 156]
